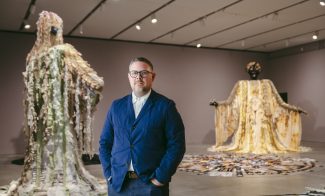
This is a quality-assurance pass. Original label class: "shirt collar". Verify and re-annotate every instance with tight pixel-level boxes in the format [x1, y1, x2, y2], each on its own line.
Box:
[132, 89, 151, 104]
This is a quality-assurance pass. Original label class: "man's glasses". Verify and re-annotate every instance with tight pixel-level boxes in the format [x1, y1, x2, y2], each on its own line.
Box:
[129, 70, 153, 78]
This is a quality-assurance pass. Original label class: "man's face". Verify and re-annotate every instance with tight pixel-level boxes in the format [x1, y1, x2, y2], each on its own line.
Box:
[128, 61, 155, 97]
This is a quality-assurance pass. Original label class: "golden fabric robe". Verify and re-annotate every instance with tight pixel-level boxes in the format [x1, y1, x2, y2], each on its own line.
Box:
[208, 79, 308, 154]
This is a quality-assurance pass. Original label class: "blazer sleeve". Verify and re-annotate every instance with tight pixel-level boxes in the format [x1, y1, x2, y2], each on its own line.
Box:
[154, 101, 186, 183]
[99, 103, 115, 179]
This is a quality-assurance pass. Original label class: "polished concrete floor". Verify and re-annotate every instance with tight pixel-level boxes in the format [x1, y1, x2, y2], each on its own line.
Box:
[1, 141, 324, 196]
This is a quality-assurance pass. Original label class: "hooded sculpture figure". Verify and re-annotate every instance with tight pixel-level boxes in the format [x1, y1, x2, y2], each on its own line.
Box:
[6, 11, 106, 195]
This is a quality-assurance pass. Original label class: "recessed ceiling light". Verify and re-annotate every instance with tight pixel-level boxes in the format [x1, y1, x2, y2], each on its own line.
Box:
[24, 24, 31, 29]
[320, 0, 325, 6]
[312, 31, 318, 40]
[151, 14, 157, 24]
[135, 24, 141, 30]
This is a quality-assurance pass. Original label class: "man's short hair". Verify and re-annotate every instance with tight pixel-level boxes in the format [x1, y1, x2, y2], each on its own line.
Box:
[130, 57, 154, 70]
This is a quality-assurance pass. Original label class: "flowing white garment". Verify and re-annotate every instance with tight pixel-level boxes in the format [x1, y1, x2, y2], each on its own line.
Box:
[3, 11, 106, 195]
[5, 45, 106, 196]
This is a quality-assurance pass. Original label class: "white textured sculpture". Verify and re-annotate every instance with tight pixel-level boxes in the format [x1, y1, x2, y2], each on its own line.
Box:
[6, 11, 106, 195]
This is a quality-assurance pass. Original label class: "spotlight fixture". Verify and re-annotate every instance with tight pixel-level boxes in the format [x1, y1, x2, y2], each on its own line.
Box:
[199, 17, 207, 27]
[196, 43, 202, 48]
[151, 14, 158, 24]
[312, 31, 318, 40]
[241, 40, 245, 47]
[320, 0, 325, 6]
[79, 25, 83, 34]
[24, 24, 31, 29]
[285, 39, 289, 47]
[170, 32, 174, 39]
[271, 12, 279, 21]
[135, 24, 141, 30]
[23, 20, 31, 29]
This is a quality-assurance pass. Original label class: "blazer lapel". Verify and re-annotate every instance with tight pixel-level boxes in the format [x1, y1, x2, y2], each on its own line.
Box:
[127, 94, 135, 136]
[133, 91, 155, 125]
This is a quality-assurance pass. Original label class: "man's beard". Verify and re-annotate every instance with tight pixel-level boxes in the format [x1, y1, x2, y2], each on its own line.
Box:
[134, 86, 149, 96]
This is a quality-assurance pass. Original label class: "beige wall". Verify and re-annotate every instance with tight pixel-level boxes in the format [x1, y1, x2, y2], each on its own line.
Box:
[265, 49, 325, 142]
[3, 31, 308, 155]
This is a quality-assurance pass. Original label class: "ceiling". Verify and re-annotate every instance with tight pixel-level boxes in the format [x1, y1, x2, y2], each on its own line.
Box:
[1, 0, 325, 52]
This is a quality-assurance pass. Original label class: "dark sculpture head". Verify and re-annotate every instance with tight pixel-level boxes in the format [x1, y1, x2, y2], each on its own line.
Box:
[246, 61, 262, 80]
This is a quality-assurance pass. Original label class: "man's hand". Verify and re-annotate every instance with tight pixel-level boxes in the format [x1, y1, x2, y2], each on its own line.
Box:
[150, 178, 164, 186]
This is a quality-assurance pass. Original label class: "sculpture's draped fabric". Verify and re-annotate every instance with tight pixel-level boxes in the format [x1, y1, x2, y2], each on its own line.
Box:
[6, 11, 106, 196]
[13, 44, 105, 195]
[208, 80, 308, 154]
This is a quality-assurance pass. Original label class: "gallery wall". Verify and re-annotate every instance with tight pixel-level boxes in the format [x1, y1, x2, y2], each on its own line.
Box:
[0, 31, 267, 154]
[264, 48, 325, 142]
[1, 31, 325, 155]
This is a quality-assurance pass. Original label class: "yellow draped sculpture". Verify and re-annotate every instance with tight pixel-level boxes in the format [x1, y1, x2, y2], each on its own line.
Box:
[208, 62, 308, 154]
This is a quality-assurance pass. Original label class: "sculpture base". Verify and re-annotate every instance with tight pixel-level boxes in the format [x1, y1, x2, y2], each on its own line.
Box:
[2, 178, 107, 196]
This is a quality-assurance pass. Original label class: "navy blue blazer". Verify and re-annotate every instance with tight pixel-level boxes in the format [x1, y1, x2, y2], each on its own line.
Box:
[99, 90, 185, 192]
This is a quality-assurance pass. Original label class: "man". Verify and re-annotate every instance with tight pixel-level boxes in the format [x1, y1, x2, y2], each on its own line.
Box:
[99, 57, 186, 195]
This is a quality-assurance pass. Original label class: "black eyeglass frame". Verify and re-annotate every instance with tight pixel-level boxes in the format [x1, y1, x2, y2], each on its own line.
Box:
[128, 70, 153, 78]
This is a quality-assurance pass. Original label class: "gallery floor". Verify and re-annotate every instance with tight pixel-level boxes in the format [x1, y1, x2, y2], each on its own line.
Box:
[1, 141, 324, 196]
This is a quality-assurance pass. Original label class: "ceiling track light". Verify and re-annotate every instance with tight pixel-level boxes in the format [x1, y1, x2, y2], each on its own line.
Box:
[285, 39, 290, 47]
[196, 43, 202, 48]
[23, 20, 31, 29]
[151, 14, 158, 24]
[271, 12, 279, 21]
[199, 17, 207, 27]
[79, 25, 83, 34]
[312, 31, 318, 40]
[170, 32, 174, 39]
[24, 24, 31, 29]
[320, 0, 325, 6]
[135, 24, 141, 30]
[241, 40, 245, 47]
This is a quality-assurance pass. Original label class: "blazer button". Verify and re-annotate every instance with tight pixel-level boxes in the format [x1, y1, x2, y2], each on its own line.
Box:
[132, 125, 136, 131]
[130, 144, 134, 148]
